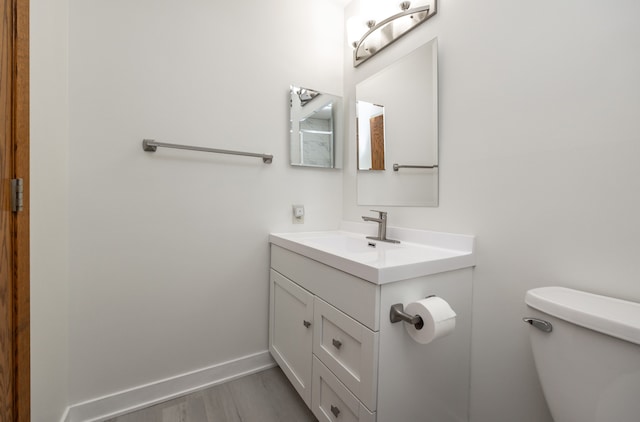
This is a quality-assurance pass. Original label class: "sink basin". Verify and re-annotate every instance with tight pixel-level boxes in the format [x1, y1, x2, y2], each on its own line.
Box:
[304, 233, 400, 254]
[269, 222, 475, 284]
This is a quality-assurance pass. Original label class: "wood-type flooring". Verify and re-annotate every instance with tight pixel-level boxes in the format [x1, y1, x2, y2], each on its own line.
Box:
[105, 367, 317, 422]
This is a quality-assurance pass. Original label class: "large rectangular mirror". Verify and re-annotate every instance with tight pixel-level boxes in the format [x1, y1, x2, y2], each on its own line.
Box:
[290, 85, 342, 168]
[356, 38, 438, 206]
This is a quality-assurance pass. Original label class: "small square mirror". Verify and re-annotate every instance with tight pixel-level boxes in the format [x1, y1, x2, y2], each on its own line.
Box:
[289, 85, 342, 168]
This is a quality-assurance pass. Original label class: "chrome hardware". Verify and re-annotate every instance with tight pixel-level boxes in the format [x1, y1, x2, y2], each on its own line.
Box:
[303, 320, 311, 328]
[330, 405, 340, 417]
[142, 139, 273, 164]
[353, 1, 437, 67]
[362, 210, 400, 244]
[11, 178, 24, 213]
[393, 163, 438, 171]
[332, 339, 342, 349]
[523, 317, 553, 333]
[390, 303, 424, 330]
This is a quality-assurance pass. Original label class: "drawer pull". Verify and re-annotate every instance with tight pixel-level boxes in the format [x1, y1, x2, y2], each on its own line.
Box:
[303, 320, 311, 328]
[330, 404, 341, 417]
[332, 339, 342, 349]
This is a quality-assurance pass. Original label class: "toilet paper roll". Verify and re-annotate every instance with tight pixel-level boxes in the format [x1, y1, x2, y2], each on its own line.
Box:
[404, 297, 457, 344]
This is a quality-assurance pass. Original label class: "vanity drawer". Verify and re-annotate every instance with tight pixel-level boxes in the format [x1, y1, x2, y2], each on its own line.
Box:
[313, 297, 378, 411]
[271, 245, 380, 331]
[312, 357, 376, 422]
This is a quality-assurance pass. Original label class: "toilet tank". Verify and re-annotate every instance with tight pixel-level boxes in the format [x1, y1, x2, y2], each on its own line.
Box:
[525, 287, 640, 422]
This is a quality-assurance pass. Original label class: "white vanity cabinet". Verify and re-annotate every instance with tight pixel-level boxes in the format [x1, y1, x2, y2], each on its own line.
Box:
[269, 239, 474, 422]
[269, 245, 379, 419]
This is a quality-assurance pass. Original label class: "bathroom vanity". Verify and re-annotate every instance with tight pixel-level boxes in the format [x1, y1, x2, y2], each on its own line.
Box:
[268, 223, 475, 422]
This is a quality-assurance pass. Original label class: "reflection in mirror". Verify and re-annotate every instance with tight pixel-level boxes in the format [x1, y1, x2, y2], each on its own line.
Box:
[357, 101, 385, 170]
[356, 37, 438, 206]
[290, 86, 341, 168]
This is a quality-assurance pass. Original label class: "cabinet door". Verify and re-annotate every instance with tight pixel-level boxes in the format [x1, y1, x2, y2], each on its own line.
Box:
[269, 269, 314, 406]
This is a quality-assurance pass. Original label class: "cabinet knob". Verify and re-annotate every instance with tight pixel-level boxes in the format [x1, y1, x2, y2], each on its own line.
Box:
[332, 339, 342, 349]
[330, 404, 341, 417]
[303, 320, 311, 328]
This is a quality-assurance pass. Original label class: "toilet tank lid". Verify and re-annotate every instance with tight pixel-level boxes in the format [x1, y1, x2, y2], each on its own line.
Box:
[526, 286, 640, 345]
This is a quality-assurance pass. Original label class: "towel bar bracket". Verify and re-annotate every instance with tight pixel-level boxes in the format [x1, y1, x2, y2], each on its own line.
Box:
[142, 139, 158, 152]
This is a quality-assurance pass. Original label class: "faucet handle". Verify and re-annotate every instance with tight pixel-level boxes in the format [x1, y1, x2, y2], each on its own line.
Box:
[370, 209, 387, 218]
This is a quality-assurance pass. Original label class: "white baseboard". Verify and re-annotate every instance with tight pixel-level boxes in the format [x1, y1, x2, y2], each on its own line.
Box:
[61, 350, 276, 422]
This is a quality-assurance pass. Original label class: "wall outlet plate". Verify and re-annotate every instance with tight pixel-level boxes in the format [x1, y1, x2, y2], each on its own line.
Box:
[292, 205, 305, 224]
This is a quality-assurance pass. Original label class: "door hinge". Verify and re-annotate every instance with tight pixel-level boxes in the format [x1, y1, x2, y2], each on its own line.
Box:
[11, 178, 24, 213]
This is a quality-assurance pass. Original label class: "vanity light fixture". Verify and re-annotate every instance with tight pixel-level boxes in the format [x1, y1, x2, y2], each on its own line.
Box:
[295, 87, 320, 106]
[348, 0, 437, 67]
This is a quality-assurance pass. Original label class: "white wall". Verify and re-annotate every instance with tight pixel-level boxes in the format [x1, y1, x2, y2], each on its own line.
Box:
[344, 1, 640, 421]
[30, 0, 70, 420]
[32, 0, 640, 419]
[66, 0, 344, 405]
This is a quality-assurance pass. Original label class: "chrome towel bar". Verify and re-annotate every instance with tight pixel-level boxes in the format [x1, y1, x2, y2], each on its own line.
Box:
[142, 139, 273, 164]
[393, 163, 438, 171]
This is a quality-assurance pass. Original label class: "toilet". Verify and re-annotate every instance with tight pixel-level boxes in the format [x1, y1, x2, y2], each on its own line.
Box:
[524, 286, 640, 422]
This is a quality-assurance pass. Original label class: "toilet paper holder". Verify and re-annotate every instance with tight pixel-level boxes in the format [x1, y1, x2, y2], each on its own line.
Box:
[390, 303, 425, 330]
[390, 295, 438, 329]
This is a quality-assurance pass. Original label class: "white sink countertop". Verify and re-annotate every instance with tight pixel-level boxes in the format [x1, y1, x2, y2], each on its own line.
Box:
[269, 222, 475, 284]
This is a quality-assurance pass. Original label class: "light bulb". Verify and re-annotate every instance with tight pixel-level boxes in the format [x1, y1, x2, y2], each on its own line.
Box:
[347, 16, 368, 48]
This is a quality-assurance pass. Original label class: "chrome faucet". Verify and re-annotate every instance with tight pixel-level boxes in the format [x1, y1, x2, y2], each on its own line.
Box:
[362, 210, 400, 243]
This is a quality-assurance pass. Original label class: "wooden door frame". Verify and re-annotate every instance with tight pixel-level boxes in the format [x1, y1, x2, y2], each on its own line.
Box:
[15, 0, 30, 418]
[1, 0, 30, 419]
